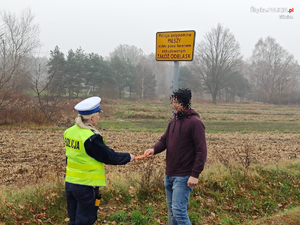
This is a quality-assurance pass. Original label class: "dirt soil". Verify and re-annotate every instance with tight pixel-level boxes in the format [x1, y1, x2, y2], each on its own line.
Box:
[0, 127, 299, 188]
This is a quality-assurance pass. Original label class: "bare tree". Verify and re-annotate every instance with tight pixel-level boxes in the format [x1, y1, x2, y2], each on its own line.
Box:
[249, 36, 299, 104]
[135, 57, 156, 99]
[28, 56, 63, 124]
[0, 8, 40, 104]
[191, 24, 242, 104]
[109, 44, 145, 97]
[109, 44, 144, 65]
[147, 53, 173, 98]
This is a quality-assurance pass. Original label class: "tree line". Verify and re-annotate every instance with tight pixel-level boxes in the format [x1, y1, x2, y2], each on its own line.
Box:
[1, 9, 300, 112]
[47, 46, 156, 100]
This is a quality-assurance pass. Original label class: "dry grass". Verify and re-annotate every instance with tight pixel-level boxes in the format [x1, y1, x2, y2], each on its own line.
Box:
[193, 102, 300, 122]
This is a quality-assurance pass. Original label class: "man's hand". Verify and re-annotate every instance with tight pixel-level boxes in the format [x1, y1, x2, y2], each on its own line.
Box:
[187, 176, 198, 187]
[144, 148, 154, 157]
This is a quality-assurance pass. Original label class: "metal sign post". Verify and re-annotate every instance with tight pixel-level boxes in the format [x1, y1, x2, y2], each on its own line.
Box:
[173, 61, 179, 91]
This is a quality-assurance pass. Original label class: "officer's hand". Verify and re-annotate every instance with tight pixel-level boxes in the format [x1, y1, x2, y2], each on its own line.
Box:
[130, 154, 135, 162]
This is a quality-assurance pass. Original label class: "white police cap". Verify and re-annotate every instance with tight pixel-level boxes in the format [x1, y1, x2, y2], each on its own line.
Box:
[74, 96, 103, 115]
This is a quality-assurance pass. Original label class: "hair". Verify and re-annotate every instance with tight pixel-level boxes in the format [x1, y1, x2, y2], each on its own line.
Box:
[171, 88, 192, 109]
[75, 112, 100, 134]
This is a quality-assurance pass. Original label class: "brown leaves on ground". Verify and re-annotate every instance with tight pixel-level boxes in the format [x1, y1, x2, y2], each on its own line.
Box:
[0, 127, 299, 188]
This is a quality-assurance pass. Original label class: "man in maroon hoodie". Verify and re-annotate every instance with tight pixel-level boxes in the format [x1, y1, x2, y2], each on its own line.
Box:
[144, 88, 207, 225]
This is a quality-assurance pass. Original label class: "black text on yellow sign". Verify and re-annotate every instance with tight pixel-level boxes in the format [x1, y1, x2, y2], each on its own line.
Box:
[156, 30, 196, 61]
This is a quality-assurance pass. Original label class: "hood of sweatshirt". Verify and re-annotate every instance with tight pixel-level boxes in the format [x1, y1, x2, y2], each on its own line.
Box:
[172, 108, 200, 134]
[173, 108, 200, 120]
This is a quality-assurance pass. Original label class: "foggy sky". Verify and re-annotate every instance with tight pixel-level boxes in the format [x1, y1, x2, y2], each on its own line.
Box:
[1, 0, 299, 62]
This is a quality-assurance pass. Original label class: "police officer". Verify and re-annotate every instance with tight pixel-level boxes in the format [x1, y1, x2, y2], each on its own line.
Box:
[64, 96, 135, 225]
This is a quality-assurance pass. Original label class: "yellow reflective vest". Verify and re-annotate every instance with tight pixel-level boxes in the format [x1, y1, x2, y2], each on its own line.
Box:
[64, 125, 106, 186]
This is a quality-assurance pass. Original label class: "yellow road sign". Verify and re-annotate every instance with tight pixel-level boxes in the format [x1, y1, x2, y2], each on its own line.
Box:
[156, 30, 196, 61]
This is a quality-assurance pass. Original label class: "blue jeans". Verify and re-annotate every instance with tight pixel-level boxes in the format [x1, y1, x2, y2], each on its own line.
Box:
[65, 182, 99, 225]
[164, 175, 193, 225]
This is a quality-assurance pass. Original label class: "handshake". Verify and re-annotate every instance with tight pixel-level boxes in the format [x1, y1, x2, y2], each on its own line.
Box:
[129, 148, 154, 162]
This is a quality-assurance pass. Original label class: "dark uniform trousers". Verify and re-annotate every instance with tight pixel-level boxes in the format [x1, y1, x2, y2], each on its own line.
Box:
[65, 182, 99, 225]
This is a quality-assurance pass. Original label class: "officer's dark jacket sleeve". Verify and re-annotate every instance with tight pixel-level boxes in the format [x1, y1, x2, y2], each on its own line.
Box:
[84, 133, 130, 165]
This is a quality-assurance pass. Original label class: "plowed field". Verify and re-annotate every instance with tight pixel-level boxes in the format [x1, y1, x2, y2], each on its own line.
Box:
[1, 127, 299, 188]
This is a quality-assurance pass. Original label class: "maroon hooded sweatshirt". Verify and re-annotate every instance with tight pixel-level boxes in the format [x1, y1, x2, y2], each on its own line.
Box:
[153, 109, 207, 178]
